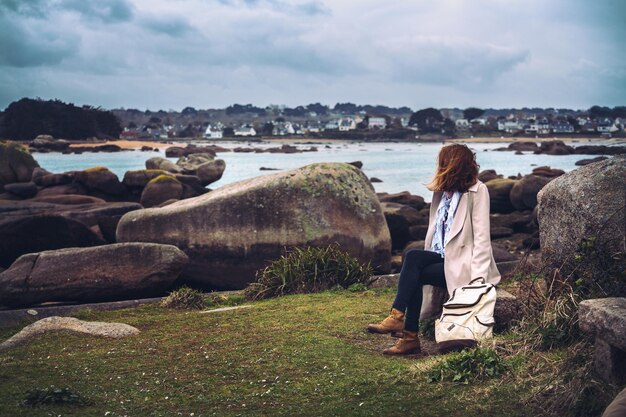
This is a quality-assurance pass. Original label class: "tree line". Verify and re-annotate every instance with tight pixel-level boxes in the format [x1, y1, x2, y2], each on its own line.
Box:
[0, 98, 122, 141]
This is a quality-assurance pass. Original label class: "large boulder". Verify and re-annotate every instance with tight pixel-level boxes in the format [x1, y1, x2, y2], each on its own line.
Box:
[0, 214, 104, 268]
[122, 169, 170, 188]
[75, 167, 125, 196]
[176, 153, 225, 186]
[145, 157, 182, 174]
[0, 142, 40, 190]
[485, 178, 517, 214]
[0, 317, 140, 352]
[509, 174, 551, 211]
[377, 191, 426, 211]
[537, 140, 573, 155]
[537, 156, 626, 295]
[140, 175, 184, 208]
[0, 199, 142, 227]
[117, 162, 392, 289]
[29, 135, 70, 152]
[0, 243, 189, 307]
[4, 182, 37, 199]
[381, 202, 423, 250]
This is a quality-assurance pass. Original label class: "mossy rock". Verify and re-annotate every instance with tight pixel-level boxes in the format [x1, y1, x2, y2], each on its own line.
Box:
[148, 174, 180, 185]
[118, 162, 392, 289]
[0, 141, 40, 188]
[122, 170, 169, 188]
[83, 166, 109, 173]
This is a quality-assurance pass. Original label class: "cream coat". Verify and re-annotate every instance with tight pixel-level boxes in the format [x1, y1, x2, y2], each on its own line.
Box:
[424, 180, 501, 296]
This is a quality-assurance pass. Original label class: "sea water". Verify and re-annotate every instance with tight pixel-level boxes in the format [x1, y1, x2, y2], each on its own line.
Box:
[34, 140, 614, 201]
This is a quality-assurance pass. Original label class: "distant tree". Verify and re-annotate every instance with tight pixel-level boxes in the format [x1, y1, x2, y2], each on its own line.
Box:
[223, 127, 235, 137]
[0, 98, 122, 140]
[463, 107, 485, 121]
[442, 118, 456, 136]
[149, 116, 162, 124]
[283, 106, 306, 117]
[225, 104, 265, 116]
[588, 105, 612, 119]
[262, 122, 274, 136]
[611, 106, 626, 118]
[128, 121, 137, 129]
[181, 107, 197, 116]
[408, 108, 443, 132]
[275, 117, 285, 123]
[306, 103, 328, 115]
[334, 102, 359, 114]
[567, 116, 581, 130]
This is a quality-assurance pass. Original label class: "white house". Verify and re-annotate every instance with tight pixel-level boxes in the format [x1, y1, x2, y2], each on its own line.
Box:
[325, 120, 340, 130]
[234, 126, 256, 137]
[552, 121, 574, 134]
[339, 118, 357, 131]
[204, 124, 223, 139]
[497, 120, 521, 133]
[273, 121, 296, 136]
[368, 117, 387, 129]
[456, 119, 470, 129]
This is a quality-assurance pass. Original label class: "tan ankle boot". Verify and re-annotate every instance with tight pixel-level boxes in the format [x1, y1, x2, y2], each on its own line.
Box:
[367, 308, 405, 334]
[383, 330, 421, 355]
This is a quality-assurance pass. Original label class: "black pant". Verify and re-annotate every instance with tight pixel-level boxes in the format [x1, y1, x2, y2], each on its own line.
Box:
[392, 249, 447, 332]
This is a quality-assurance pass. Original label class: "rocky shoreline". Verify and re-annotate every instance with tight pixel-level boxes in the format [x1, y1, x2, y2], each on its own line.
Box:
[0, 139, 623, 310]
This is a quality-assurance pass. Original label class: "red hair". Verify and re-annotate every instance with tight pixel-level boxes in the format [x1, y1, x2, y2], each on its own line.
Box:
[427, 144, 479, 192]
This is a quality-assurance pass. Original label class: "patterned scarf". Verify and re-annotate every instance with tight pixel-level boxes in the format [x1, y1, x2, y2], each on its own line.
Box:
[431, 191, 462, 257]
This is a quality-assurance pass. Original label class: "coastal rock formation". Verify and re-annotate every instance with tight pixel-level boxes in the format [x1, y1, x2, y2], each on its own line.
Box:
[117, 162, 392, 289]
[531, 166, 565, 178]
[165, 144, 229, 158]
[145, 157, 182, 173]
[377, 191, 426, 211]
[381, 202, 424, 250]
[140, 175, 184, 208]
[538, 156, 626, 293]
[122, 169, 170, 188]
[75, 167, 126, 196]
[176, 153, 225, 186]
[0, 214, 104, 268]
[29, 135, 70, 152]
[4, 182, 37, 198]
[0, 316, 140, 352]
[509, 175, 551, 211]
[0, 243, 189, 307]
[576, 156, 609, 166]
[0, 142, 40, 190]
[478, 169, 502, 183]
[485, 178, 517, 213]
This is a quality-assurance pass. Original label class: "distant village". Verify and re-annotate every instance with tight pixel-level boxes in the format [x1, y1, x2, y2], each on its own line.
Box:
[110, 103, 626, 141]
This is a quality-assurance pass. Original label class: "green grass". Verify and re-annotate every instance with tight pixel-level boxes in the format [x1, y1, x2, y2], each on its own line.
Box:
[0, 288, 609, 417]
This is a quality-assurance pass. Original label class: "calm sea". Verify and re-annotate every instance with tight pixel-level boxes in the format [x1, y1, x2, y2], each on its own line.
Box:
[34, 140, 615, 201]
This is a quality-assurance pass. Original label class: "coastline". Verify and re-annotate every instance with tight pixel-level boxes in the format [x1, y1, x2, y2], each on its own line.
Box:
[66, 136, 623, 150]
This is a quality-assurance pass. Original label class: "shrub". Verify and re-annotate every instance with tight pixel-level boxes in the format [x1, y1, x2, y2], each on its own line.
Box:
[572, 236, 626, 298]
[244, 244, 373, 300]
[427, 347, 509, 384]
[161, 286, 205, 310]
[23, 386, 91, 407]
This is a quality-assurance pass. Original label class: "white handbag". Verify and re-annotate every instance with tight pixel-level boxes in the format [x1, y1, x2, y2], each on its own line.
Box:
[435, 277, 496, 352]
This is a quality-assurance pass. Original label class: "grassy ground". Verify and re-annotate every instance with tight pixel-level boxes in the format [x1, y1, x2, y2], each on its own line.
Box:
[0, 287, 610, 417]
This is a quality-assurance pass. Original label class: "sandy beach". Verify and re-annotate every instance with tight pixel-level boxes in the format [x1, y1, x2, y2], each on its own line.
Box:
[66, 136, 623, 150]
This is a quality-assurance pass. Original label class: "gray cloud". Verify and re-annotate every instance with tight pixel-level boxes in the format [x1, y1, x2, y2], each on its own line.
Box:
[216, 0, 329, 15]
[0, 13, 78, 67]
[139, 15, 195, 37]
[0, 0, 624, 110]
[59, 0, 134, 23]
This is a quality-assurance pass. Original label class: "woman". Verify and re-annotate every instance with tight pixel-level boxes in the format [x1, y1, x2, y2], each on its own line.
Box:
[368, 144, 501, 355]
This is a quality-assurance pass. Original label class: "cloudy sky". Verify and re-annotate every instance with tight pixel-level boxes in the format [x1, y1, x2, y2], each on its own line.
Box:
[1, 0, 624, 111]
